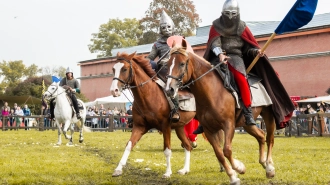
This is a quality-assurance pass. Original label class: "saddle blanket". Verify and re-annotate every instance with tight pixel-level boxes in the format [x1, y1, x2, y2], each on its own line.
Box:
[251, 81, 272, 107]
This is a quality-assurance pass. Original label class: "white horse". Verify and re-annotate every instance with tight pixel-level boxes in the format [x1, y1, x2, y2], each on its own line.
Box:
[43, 82, 90, 146]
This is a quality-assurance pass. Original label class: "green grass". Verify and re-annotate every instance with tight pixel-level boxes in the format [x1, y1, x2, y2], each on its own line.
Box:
[0, 130, 330, 185]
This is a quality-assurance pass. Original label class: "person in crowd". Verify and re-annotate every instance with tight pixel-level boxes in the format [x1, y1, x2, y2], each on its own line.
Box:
[1, 101, 10, 113]
[193, 0, 294, 134]
[1, 107, 10, 128]
[316, 102, 325, 112]
[126, 105, 133, 128]
[9, 108, 15, 130]
[15, 106, 24, 128]
[98, 104, 105, 128]
[105, 107, 113, 128]
[87, 107, 98, 128]
[50, 67, 81, 121]
[42, 104, 50, 129]
[23, 104, 31, 130]
[146, 10, 180, 122]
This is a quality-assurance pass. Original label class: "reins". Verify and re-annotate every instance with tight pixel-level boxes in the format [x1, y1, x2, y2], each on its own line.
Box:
[166, 51, 226, 90]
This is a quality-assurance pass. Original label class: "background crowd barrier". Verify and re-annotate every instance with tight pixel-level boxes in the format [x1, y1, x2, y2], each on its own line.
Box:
[1, 113, 330, 137]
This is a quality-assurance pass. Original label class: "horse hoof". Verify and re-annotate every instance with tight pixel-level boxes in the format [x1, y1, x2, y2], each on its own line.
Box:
[266, 169, 275, 179]
[112, 170, 122, 177]
[230, 179, 241, 185]
[192, 141, 197, 148]
[162, 174, 171, 178]
[177, 169, 189, 175]
[66, 142, 74, 147]
[79, 139, 84, 143]
[55, 143, 61, 146]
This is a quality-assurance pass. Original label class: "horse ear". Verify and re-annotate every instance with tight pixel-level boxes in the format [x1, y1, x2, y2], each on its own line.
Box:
[182, 39, 187, 49]
[128, 52, 136, 60]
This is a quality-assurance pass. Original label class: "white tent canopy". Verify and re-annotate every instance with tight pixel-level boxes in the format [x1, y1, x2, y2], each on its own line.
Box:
[295, 95, 330, 103]
[85, 89, 134, 109]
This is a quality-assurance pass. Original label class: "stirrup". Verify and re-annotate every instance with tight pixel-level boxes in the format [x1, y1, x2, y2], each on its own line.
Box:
[170, 111, 180, 123]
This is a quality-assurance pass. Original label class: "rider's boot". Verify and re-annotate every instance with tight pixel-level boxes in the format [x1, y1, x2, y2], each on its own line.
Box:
[243, 106, 256, 126]
[193, 125, 204, 135]
[71, 94, 81, 119]
[49, 98, 55, 121]
[170, 96, 180, 123]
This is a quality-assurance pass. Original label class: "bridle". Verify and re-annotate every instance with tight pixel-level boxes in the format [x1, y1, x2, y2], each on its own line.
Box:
[45, 84, 66, 99]
[112, 57, 134, 89]
[166, 51, 225, 90]
[166, 51, 189, 89]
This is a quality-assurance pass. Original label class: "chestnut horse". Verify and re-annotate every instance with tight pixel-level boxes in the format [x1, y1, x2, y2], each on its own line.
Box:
[165, 40, 276, 184]
[110, 52, 196, 178]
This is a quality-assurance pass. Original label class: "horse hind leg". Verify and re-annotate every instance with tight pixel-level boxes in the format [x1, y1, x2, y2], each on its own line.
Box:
[261, 108, 276, 179]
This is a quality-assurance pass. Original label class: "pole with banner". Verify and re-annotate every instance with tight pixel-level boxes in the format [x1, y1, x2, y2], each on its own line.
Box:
[246, 0, 318, 74]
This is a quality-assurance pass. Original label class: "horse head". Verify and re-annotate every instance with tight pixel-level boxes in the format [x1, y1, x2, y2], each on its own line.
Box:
[165, 39, 193, 98]
[110, 52, 136, 97]
[43, 82, 63, 100]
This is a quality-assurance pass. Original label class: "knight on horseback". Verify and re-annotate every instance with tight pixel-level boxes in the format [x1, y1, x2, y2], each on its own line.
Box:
[50, 67, 81, 121]
[194, 0, 294, 134]
[146, 10, 180, 122]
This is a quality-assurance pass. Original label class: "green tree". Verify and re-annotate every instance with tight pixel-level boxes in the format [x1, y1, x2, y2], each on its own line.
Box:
[0, 60, 26, 88]
[88, 18, 143, 58]
[139, 0, 201, 44]
[26, 64, 41, 78]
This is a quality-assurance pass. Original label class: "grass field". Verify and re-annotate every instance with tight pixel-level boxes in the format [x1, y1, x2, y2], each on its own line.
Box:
[0, 129, 330, 185]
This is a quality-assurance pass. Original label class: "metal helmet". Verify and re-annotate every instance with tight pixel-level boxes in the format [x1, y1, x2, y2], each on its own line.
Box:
[66, 67, 73, 74]
[159, 10, 175, 37]
[222, 0, 240, 19]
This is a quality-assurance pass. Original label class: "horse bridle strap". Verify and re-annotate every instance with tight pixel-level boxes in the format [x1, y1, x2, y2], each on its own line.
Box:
[113, 57, 164, 89]
[112, 57, 134, 88]
[46, 84, 66, 98]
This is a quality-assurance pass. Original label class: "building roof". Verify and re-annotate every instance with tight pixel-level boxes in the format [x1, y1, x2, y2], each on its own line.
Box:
[79, 12, 330, 64]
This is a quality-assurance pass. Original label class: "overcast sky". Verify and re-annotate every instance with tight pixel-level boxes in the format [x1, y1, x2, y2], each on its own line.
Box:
[0, 0, 328, 77]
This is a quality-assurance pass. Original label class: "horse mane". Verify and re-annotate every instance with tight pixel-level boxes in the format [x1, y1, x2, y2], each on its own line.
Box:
[119, 52, 156, 78]
[170, 46, 212, 67]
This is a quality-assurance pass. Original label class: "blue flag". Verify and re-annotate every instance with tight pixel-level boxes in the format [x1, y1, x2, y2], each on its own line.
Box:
[52, 76, 62, 83]
[275, 0, 318, 34]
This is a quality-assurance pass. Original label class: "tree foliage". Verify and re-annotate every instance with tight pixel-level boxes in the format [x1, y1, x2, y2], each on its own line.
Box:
[88, 18, 143, 58]
[139, 0, 201, 44]
[0, 60, 43, 94]
[41, 66, 66, 82]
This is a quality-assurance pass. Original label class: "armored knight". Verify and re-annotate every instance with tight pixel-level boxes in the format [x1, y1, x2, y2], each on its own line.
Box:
[193, 0, 294, 134]
[146, 10, 180, 122]
[50, 67, 81, 121]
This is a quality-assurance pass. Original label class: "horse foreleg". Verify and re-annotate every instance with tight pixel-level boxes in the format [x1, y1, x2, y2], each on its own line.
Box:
[174, 127, 192, 175]
[205, 129, 240, 185]
[62, 121, 71, 139]
[243, 125, 267, 169]
[113, 127, 147, 177]
[56, 121, 62, 145]
[223, 124, 246, 176]
[66, 124, 74, 146]
[162, 126, 172, 178]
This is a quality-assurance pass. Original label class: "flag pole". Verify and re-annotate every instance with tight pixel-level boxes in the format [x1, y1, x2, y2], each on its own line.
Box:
[246, 32, 276, 74]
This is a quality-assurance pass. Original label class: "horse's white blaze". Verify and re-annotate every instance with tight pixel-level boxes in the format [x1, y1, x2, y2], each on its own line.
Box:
[110, 63, 124, 93]
[165, 57, 176, 91]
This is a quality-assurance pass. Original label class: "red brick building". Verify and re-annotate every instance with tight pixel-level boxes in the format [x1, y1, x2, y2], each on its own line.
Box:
[78, 13, 330, 101]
